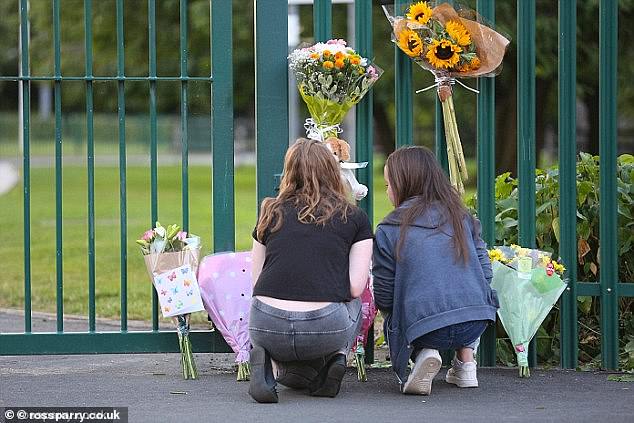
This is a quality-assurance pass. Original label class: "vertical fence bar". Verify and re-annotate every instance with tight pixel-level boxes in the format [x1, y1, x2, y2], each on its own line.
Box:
[84, 0, 96, 332]
[395, 0, 412, 148]
[599, 0, 619, 370]
[476, 0, 497, 367]
[355, 2, 373, 222]
[180, 0, 189, 231]
[558, 0, 578, 369]
[434, 0, 453, 173]
[517, 0, 536, 366]
[313, 0, 332, 43]
[53, 0, 63, 333]
[211, 0, 235, 252]
[116, 0, 128, 331]
[19, 0, 31, 333]
[254, 1, 288, 206]
[148, 0, 159, 330]
[355, 0, 374, 363]
[435, 100, 448, 173]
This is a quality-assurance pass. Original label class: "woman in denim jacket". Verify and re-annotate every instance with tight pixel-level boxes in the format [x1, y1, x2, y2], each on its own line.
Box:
[373, 146, 498, 395]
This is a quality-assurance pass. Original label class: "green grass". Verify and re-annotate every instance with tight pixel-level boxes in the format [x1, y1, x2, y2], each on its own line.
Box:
[0, 160, 473, 322]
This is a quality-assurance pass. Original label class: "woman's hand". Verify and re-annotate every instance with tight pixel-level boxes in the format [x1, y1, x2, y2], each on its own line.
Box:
[349, 238, 373, 298]
[251, 239, 266, 288]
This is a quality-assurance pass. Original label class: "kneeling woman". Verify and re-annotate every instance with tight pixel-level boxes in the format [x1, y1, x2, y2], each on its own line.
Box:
[248, 138, 373, 403]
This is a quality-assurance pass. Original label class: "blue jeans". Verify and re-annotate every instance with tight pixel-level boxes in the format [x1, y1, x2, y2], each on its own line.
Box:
[249, 297, 362, 362]
[411, 320, 488, 351]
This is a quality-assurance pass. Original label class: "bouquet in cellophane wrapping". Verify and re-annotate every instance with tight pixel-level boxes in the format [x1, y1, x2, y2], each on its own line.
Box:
[198, 251, 253, 381]
[488, 245, 567, 377]
[352, 276, 378, 382]
[137, 222, 205, 380]
[383, 1, 510, 193]
[288, 39, 383, 200]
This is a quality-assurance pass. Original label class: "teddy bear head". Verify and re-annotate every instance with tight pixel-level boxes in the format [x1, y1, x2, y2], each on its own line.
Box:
[324, 137, 351, 162]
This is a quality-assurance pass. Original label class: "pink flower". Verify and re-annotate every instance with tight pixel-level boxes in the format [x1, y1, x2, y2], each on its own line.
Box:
[142, 230, 154, 241]
[367, 65, 378, 78]
[176, 231, 187, 241]
[515, 344, 525, 353]
[327, 39, 347, 46]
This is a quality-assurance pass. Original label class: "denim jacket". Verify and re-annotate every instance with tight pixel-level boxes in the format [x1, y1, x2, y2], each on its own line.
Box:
[372, 200, 498, 385]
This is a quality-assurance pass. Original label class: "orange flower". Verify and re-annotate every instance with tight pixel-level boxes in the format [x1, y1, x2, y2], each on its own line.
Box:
[310, 52, 320, 59]
[335, 59, 345, 69]
[335, 51, 345, 60]
[323, 49, 332, 58]
[469, 56, 481, 70]
[323, 60, 334, 70]
[350, 57, 361, 65]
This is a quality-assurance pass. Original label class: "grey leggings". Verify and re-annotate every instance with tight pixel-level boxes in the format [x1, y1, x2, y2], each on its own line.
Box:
[249, 297, 362, 362]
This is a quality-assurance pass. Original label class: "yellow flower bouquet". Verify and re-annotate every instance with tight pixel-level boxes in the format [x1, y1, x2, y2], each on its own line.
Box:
[488, 245, 568, 377]
[288, 39, 383, 141]
[384, 1, 510, 193]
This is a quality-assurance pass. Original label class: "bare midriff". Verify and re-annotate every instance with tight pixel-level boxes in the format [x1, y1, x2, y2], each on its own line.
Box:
[255, 296, 332, 311]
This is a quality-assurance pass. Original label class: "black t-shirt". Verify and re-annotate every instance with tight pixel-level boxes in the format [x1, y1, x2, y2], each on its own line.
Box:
[252, 203, 373, 302]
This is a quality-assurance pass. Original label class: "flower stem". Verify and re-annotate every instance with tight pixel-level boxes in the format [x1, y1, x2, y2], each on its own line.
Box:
[440, 93, 468, 194]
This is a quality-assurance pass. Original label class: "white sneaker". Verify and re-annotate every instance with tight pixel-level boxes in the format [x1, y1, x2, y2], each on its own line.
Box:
[402, 349, 442, 395]
[445, 358, 478, 388]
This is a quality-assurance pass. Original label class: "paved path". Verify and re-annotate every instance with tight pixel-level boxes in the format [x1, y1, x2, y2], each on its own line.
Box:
[2, 309, 633, 422]
[1, 354, 632, 423]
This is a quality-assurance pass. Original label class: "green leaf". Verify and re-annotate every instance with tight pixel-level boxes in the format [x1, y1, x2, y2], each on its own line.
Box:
[552, 217, 560, 243]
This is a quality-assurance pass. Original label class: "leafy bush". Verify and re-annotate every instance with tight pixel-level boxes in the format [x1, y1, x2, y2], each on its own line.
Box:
[467, 153, 634, 370]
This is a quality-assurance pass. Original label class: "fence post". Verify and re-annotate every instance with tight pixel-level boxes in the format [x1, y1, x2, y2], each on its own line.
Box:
[599, 0, 619, 370]
[517, 0, 537, 367]
[476, 0, 497, 367]
[211, 1, 235, 252]
[558, 0, 578, 369]
[255, 1, 288, 206]
[395, 0, 412, 148]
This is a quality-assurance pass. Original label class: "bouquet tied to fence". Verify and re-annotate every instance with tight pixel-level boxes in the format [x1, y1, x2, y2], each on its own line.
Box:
[288, 39, 383, 200]
[137, 222, 204, 380]
[384, 1, 510, 193]
[488, 245, 567, 377]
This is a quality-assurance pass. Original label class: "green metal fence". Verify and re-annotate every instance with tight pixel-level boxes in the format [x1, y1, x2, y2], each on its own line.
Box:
[0, 0, 631, 373]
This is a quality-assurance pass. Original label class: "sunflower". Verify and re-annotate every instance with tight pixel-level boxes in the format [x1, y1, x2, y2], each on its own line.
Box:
[445, 20, 471, 46]
[469, 56, 481, 70]
[397, 29, 423, 58]
[426, 39, 462, 69]
[407, 1, 433, 25]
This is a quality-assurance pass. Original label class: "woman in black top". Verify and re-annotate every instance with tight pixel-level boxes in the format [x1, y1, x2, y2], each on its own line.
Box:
[248, 138, 373, 403]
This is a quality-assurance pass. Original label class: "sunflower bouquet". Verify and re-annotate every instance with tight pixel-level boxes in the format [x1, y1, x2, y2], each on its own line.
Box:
[488, 245, 567, 377]
[383, 1, 510, 193]
[288, 39, 382, 141]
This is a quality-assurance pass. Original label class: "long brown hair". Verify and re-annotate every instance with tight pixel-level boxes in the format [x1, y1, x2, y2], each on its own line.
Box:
[385, 145, 470, 263]
[255, 138, 352, 241]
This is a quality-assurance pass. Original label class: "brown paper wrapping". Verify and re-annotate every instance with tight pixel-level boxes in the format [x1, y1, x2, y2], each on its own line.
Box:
[143, 248, 201, 285]
[392, 3, 510, 78]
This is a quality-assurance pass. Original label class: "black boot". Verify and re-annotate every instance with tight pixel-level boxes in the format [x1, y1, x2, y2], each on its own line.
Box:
[248, 345, 278, 403]
[276, 357, 325, 390]
[308, 353, 347, 398]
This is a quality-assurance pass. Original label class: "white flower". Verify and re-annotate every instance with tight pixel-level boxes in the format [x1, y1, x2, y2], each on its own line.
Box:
[154, 226, 166, 238]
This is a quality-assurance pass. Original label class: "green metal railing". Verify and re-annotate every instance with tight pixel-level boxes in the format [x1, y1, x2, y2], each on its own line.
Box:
[384, 0, 629, 371]
[1, 1, 630, 371]
[0, 0, 233, 355]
